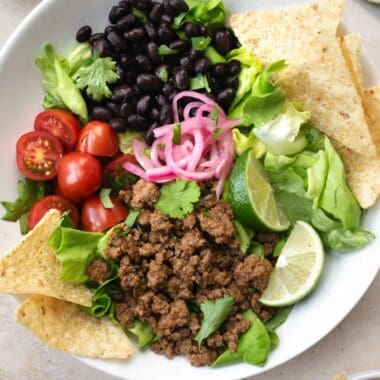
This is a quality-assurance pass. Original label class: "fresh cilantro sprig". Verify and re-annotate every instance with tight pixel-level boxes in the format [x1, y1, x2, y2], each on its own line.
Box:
[155, 179, 201, 219]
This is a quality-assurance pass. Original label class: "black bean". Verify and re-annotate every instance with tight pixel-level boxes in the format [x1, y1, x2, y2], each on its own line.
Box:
[194, 57, 210, 73]
[173, 68, 189, 89]
[135, 54, 152, 71]
[115, 65, 126, 83]
[116, 14, 137, 31]
[119, 0, 131, 7]
[131, 43, 147, 55]
[184, 23, 200, 38]
[160, 14, 173, 24]
[92, 106, 113, 122]
[217, 88, 235, 110]
[111, 85, 135, 103]
[149, 3, 163, 23]
[169, 0, 189, 13]
[109, 5, 130, 24]
[110, 118, 128, 133]
[159, 103, 173, 124]
[106, 102, 121, 116]
[124, 27, 145, 42]
[128, 114, 149, 130]
[214, 29, 231, 55]
[207, 74, 221, 93]
[158, 22, 176, 43]
[137, 95, 152, 115]
[131, 0, 152, 11]
[213, 63, 227, 78]
[76, 26, 92, 43]
[162, 81, 175, 96]
[92, 39, 111, 57]
[164, 55, 180, 66]
[125, 69, 138, 84]
[105, 25, 117, 35]
[145, 122, 159, 145]
[187, 48, 199, 61]
[180, 56, 193, 72]
[150, 108, 159, 121]
[106, 30, 128, 52]
[89, 33, 104, 44]
[167, 90, 178, 102]
[169, 39, 190, 53]
[120, 53, 135, 68]
[136, 73, 162, 93]
[225, 76, 239, 89]
[155, 64, 171, 79]
[132, 84, 143, 97]
[199, 26, 214, 39]
[144, 23, 158, 42]
[121, 102, 134, 119]
[228, 59, 241, 75]
[146, 42, 160, 64]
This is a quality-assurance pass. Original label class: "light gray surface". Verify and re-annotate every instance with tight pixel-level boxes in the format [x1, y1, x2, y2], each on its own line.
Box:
[0, 1, 379, 380]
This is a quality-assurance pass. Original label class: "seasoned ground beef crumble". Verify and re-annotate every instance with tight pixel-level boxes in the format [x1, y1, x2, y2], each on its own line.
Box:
[97, 179, 276, 366]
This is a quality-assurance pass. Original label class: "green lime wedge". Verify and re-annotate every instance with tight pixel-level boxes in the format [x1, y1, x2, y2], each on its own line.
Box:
[228, 149, 290, 231]
[260, 221, 325, 307]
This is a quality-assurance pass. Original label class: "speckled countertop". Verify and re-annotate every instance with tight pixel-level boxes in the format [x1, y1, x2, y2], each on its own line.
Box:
[0, 1, 379, 380]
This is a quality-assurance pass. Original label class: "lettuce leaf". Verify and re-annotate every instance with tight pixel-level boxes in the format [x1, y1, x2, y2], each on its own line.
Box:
[325, 228, 374, 252]
[128, 320, 159, 350]
[232, 129, 266, 158]
[234, 221, 253, 253]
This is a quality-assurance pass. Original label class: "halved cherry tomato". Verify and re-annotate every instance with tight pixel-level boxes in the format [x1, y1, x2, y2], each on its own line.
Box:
[102, 154, 136, 186]
[56, 152, 102, 204]
[81, 195, 129, 232]
[34, 110, 81, 152]
[77, 121, 119, 157]
[27, 195, 79, 230]
[16, 131, 63, 181]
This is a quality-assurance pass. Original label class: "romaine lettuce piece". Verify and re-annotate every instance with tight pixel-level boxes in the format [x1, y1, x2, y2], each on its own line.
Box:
[232, 129, 266, 158]
[306, 150, 328, 209]
[325, 227, 374, 252]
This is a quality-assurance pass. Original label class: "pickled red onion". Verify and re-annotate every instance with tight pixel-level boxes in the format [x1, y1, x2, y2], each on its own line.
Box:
[123, 91, 240, 198]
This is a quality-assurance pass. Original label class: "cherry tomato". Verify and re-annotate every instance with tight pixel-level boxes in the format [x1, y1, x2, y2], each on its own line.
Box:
[27, 195, 79, 230]
[77, 121, 119, 157]
[16, 131, 63, 181]
[34, 110, 81, 152]
[102, 154, 136, 186]
[81, 195, 129, 232]
[56, 152, 102, 203]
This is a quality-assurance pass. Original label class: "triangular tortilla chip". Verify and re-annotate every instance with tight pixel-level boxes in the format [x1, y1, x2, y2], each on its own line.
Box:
[0, 210, 92, 306]
[16, 295, 133, 359]
[230, 0, 376, 157]
[363, 87, 380, 149]
[339, 34, 363, 95]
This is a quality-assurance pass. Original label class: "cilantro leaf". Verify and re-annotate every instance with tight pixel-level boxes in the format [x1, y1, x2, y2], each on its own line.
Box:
[155, 180, 201, 219]
[74, 56, 119, 102]
[194, 296, 234, 347]
[1, 179, 46, 222]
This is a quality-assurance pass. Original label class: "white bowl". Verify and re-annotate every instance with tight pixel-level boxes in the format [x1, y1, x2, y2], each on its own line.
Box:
[0, 1, 379, 379]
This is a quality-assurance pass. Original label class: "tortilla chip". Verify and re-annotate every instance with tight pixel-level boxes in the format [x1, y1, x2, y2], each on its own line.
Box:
[339, 34, 363, 94]
[0, 210, 92, 306]
[230, 0, 376, 157]
[363, 87, 380, 149]
[16, 295, 133, 359]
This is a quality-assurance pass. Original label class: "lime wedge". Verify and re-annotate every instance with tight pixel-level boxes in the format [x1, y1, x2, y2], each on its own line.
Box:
[228, 149, 290, 231]
[260, 221, 325, 307]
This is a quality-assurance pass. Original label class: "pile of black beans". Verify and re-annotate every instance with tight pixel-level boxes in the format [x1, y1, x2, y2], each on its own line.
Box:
[76, 0, 241, 144]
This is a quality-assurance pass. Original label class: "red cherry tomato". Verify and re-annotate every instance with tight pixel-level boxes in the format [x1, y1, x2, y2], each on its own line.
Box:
[77, 121, 119, 157]
[27, 195, 79, 230]
[16, 131, 63, 181]
[81, 195, 129, 232]
[56, 152, 102, 203]
[102, 154, 136, 186]
[34, 110, 81, 152]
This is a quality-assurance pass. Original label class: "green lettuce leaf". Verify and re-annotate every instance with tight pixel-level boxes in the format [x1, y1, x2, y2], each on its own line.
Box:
[204, 46, 226, 65]
[212, 309, 272, 367]
[195, 296, 234, 346]
[49, 227, 103, 283]
[276, 191, 313, 223]
[232, 129, 266, 158]
[265, 306, 293, 330]
[66, 42, 92, 76]
[306, 150, 328, 209]
[118, 130, 145, 154]
[234, 221, 253, 254]
[226, 48, 262, 68]
[253, 102, 310, 155]
[325, 227, 374, 252]
[320, 138, 361, 229]
[128, 320, 159, 350]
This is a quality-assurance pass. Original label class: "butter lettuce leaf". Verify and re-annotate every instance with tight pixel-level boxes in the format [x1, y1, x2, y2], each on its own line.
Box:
[232, 129, 266, 158]
[128, 319, 159, 350]
[325, 227, 374, 252]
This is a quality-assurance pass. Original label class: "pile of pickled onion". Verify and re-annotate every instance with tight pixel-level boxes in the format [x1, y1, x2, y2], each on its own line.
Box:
[123, 91, 240, 198]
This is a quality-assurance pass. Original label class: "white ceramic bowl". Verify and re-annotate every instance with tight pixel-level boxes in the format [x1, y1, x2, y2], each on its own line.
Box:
[0, 1, 379, 379]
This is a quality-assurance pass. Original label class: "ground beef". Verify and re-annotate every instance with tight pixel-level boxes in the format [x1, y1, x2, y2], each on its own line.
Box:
[105, 182, 275, 367]
[85, 259, 109, 283]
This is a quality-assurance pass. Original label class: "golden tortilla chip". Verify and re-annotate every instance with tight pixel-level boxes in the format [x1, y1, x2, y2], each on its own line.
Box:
[16, 295, 133, 359]
[0, 210, 92, 306]
[230, 0, 376, 157]
[363, 87, 380, 149]
[339, 34, 363, 94]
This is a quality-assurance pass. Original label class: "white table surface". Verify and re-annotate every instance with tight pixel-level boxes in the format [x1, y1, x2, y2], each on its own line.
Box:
[0, 1, 379, 379]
